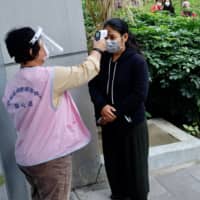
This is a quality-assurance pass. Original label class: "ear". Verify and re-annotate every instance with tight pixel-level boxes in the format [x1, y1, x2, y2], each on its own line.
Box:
[122, 33, 129, 43]
[29, 48, 33, 56]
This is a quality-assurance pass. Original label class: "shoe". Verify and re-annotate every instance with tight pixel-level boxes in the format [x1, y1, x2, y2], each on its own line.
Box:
[110, 194, 131, 200]
[110, 194, 123, 200]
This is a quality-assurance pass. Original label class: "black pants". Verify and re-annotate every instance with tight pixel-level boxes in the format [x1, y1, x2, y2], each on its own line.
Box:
[102, 121, 149, 200]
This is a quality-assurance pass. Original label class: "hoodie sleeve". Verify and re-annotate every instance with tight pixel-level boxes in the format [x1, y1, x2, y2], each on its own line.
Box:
[88, 74, 107, 120]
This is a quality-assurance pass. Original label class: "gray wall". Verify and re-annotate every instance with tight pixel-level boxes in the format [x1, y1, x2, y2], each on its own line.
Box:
[0, 0, 100, 198]
[0, 45, 29, 200]
[0, 0, 87, 64]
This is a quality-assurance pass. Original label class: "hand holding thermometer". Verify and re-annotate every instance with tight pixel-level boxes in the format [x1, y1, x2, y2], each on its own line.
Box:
[94, 30, 108, 41]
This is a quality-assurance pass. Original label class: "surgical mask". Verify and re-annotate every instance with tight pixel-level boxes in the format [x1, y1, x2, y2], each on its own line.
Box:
[165, 2, 170, 6]
[106, 39, 121, 53]
[29, 27, 64, 58]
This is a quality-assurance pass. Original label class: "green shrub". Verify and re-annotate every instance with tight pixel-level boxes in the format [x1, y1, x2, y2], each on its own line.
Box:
[183, 122, 200, 138]
[127, 11, 200, 127]
[83, 3, 200, 129]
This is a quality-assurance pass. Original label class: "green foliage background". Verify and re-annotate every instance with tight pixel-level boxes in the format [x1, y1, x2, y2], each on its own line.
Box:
[127, 11, 200, 129]
[82, 0, 200, 135]
[143, 0, 200, 14]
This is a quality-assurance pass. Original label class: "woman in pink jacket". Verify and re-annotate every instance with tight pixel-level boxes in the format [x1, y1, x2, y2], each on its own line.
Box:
[2, 26, 106, 200]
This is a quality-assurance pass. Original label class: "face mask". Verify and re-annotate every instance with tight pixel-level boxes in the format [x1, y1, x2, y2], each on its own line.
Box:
[106, 39, 121, 53]
[165, 2, 170, 6]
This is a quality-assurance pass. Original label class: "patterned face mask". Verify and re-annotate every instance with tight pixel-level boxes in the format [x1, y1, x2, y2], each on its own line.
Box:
[106, 39, 121, 53]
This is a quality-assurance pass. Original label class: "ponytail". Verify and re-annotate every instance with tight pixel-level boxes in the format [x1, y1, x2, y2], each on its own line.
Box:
[126, 32, 141, 54]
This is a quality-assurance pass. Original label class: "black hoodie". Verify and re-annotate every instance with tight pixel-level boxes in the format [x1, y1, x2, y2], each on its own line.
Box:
[88, 47, 149, 128]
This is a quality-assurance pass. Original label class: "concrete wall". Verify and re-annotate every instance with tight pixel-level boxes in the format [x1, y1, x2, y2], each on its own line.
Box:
[0, 45, 28, 200]
[0, 0, 100, 199]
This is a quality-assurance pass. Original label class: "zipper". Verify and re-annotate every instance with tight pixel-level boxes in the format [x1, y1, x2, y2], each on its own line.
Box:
[106, 59, 112, 95]
[106, 58, 117, 104]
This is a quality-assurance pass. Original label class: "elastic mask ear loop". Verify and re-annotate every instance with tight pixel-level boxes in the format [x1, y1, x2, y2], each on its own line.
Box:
[43, 44, 50, 59]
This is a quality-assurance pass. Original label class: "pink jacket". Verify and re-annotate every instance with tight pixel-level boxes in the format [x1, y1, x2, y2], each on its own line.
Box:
[2, 67, 91, 166]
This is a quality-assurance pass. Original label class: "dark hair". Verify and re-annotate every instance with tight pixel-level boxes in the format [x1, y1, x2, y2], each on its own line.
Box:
[103, 18, 141, 53]
[5, 27, 40, 64]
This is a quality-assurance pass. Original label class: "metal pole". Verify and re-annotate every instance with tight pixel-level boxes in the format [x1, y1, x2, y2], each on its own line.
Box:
[0, 47, 29, 200]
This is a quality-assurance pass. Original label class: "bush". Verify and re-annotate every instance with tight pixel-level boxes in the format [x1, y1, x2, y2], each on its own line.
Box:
[183, 122, 200, 138]
[83, 3, 200, 130]
[128, 11, 200, 127]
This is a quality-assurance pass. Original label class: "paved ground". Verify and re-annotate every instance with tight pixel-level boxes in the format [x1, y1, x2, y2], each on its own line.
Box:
[1, 162, 200, 200]
[71, 162, 200, 200]
[0, 186, 7, 200]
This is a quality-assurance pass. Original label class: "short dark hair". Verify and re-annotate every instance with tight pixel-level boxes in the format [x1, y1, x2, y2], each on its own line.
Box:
[5, 27, 40, 64]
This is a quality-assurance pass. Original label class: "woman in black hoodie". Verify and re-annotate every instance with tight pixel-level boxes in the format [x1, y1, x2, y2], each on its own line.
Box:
[88, 18, 149, 200]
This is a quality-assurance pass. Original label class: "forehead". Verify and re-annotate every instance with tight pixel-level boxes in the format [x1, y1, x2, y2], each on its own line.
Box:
[104, 25, 120, 36]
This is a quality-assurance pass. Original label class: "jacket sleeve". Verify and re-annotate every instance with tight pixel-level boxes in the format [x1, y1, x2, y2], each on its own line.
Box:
[117, 54, 149, 115]
[52, 55, 100, 108]
[53, 55, 99, 94]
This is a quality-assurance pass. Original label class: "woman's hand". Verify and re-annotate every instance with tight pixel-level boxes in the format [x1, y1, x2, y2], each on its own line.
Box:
[100, 105, 117, 123]
[93, 38, 106, 52]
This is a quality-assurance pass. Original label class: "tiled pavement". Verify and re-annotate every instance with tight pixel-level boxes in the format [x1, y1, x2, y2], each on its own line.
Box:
[1, 162, 200, 200]
[71, 162, 200, 200]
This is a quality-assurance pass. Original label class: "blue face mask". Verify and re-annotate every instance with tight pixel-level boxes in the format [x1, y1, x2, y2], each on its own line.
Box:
[106, 39, 121, 53]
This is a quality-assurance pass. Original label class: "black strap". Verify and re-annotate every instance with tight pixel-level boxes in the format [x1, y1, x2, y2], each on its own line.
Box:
[92, 48, 104, 55]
